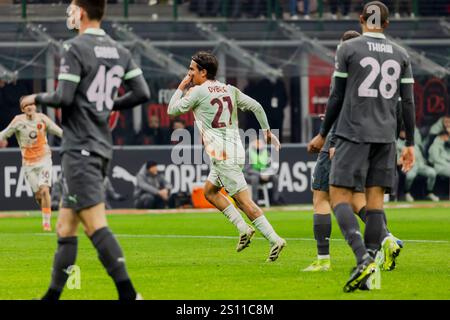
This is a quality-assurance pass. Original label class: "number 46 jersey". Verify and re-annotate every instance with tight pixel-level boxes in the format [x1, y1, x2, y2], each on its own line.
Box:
[168, 80, 270, 165]
[333, 32, 414, 144]
[56, 28, 142, 159]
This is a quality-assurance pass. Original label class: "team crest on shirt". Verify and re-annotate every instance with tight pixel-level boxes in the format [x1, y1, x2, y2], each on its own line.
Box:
[37, 123, 42, 130]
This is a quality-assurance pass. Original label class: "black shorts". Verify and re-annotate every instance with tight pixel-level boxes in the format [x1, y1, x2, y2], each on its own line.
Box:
[61, 150, 110, 212]
[330, 137, 396, 192]
[312, 150, 365, 193]
[312, 151, 332, 192]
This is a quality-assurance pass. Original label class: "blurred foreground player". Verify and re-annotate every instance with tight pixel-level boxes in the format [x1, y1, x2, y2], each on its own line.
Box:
[21, 0, 150, 300]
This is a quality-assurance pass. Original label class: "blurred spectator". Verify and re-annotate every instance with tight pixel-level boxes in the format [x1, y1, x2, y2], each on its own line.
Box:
[134, 160, 171, 209]
[423, 115, 450, 153]
[428, 131, 450, 180]
[170, 118, 194, 144]
[247, 0, 282, 19]
[397, 127, 439, 202]
[393, 0, 414, 18]
[228, 0, 243, 18]
[197, 0, 222, 17]
[143, 115, 170, 145]
[429, 115, 450, 136]
[244, 138, 282, 205]
[290, 0, 310, 20]
[329, 0, 351, 19]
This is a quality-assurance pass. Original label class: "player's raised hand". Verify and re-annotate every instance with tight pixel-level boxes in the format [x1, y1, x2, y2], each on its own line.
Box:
[264, 130, 281, 151]
[20, 94, 37, 109]
[178, 73, 193, 91]
[308, 134, 325, 153]
[400, 146, 415, 173]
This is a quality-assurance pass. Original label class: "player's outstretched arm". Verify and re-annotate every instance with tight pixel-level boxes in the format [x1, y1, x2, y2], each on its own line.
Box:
[0, 117, 18, 142]
[113, 73, 150, 111]
[42, 114, 63, 138]
[235, 88, 270, 130]
[235, 88, 280, 150]
[20, 80, 78, 110]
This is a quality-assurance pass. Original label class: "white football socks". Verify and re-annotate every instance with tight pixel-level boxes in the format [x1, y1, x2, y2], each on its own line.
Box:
[252, 215, 282, 245]
[222, 204, 250, 234]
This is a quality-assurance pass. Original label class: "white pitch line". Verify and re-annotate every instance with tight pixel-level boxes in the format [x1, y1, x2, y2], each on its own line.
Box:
[21, 233, 450, 244]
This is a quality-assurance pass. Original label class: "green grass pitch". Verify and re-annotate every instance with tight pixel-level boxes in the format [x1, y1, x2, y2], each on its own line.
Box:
[0, 204, 449, 300]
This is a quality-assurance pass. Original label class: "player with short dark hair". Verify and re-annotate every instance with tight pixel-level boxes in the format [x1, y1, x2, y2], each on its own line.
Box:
[21, 0, 150, 300]
[308, 1, 416, 292]
[168, 51, 286, 262]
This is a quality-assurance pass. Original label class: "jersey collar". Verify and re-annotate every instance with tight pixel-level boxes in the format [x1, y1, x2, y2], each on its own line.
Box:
[84, 28, 106, 36]
[363, 32, 386, 39]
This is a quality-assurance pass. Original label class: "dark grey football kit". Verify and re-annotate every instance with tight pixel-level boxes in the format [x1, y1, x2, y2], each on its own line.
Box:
[36, 28, 149, 301]
[320, 33, 416, 192]
[36, 28, 149, 211]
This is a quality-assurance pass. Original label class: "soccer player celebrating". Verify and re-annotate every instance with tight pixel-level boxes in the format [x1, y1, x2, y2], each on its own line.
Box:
[168, 51, 286, 262]
[20, 0, 150, 300]
[308, 1, 415, 292]
[0, 103, 62, 232]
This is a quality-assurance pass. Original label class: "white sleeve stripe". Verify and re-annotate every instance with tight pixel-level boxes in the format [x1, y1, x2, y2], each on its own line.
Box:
[58, 73, 80, 83]
[333, 71, 348, 78]
[401, 78, 415, 84]
[124, 68, 143, 80]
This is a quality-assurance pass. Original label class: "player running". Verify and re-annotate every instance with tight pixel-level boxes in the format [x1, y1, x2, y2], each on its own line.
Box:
[0, 103, 62, 232]
[168, 51, 286, 262]
[304, 30, 403, 273]
[20, 0, 150, 300]
[308, 1, 415, 292]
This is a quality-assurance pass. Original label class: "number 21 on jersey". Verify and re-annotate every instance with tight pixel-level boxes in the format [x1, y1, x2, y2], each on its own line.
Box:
[211, 96, 234, 128]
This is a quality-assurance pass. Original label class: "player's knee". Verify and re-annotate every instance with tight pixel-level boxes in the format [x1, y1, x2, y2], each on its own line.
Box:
[40, 187, 50, 198]
[34, 192, 42, 202]
[56, 222, 77, 237]
[313, 192, 330, 211]
[204, 189, 217, 202]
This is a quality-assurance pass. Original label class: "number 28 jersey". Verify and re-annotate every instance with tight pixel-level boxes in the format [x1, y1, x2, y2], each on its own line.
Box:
[57, 28, 142, 159]
[333, 32, 414, 144]
[168, 80, 270, 164]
